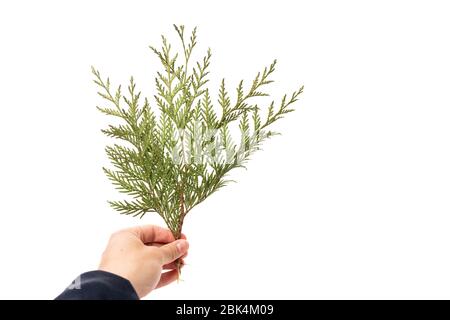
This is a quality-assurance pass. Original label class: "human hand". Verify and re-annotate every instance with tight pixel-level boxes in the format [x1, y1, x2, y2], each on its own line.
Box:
[98, 225, 189, 299]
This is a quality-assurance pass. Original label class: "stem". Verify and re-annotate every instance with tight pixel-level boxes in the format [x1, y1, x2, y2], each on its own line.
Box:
[175, 181, 186, 279]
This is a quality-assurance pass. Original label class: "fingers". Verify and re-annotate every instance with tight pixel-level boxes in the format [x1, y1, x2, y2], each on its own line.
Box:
[156, 269, 179, 289]
[147, 239, 188, 250]
[150, 242, 189, 261]
[158, 239, 189, 265]
[163, 258, 184, 270]
[128, 225, 187, 244]
[129, 225, 175, 244]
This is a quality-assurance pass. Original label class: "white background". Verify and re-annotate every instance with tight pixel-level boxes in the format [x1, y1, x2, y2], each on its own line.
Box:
[0, 0, 449, 299]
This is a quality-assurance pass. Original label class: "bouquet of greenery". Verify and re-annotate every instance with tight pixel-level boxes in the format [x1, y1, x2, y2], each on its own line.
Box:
[92, 24, 302, 251]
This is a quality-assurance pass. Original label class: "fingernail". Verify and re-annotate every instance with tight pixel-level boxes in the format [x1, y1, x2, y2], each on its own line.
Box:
[176, 240, 188, 252]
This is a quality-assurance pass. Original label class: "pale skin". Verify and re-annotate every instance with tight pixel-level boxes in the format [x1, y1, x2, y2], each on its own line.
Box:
[99, 225, 189, 299]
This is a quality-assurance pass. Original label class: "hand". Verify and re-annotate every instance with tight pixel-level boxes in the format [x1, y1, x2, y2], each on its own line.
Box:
[98, 225, 189, 299]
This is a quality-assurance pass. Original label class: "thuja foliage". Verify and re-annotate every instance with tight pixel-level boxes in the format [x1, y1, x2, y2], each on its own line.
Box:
[92, 25, 303, 239]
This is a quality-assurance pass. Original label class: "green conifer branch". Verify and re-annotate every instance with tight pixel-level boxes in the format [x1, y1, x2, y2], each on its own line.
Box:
[93, 25, 303, 241]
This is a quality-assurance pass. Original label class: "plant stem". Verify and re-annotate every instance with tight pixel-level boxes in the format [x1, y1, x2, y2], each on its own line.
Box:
[175, 182, 186, 279]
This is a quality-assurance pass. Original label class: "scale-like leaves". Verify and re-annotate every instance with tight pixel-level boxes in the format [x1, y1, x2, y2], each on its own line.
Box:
[93, 25, 302, 240]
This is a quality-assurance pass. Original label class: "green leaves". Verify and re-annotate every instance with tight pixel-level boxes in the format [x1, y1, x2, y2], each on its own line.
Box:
[94, 25, 302, 238]
[261, 85, 304, 130]
[108, 199, 152, 217]
[201, 89, 217, 128]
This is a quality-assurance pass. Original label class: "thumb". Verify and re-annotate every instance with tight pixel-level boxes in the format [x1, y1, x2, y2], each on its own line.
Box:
[159, 239, 189, 264]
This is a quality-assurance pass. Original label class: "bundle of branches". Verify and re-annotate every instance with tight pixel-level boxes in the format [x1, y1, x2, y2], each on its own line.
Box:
[92, 25, 303, 261]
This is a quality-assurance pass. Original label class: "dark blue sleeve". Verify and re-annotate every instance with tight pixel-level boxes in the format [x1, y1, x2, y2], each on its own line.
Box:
[55, 270, 139, 300]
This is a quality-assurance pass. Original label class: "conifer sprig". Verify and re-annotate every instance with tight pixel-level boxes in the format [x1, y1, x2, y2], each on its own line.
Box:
[93, 25, 303, 239]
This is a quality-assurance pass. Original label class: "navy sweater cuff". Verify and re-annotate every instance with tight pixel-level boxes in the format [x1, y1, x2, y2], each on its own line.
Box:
[55, 270, 139, 300]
